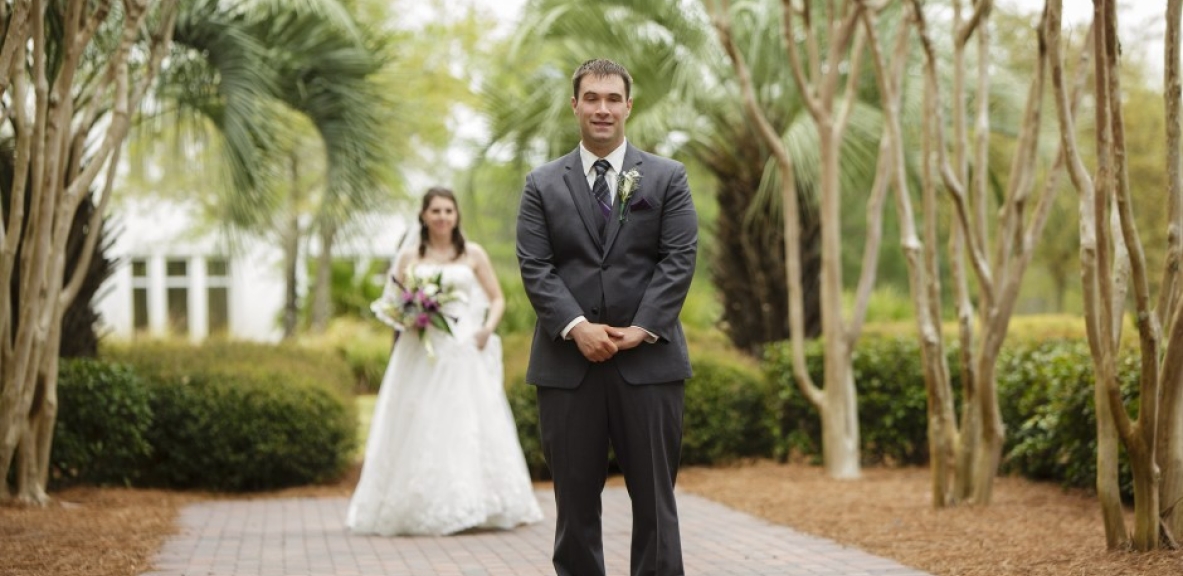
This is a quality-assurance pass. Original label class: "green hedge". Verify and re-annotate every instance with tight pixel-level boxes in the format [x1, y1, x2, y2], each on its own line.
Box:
[763, 336, 933, 465]
[681, 356, 776, 465]
[85, 340, 360, 492]
[66, 326, 1142, 497]
[52, 359, 154, 488]
[764, 333, 1139, 498]
[996, 338, 1137, 499]
[141, 372, 355, 491]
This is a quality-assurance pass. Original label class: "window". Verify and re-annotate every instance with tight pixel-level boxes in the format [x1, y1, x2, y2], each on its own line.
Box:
[206, 258, 230, 335]
[166, 259, 188, 336]
[131, 259, 149, 333]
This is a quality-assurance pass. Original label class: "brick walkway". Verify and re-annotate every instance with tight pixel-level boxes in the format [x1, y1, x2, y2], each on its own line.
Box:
[142, 487, 932, 575]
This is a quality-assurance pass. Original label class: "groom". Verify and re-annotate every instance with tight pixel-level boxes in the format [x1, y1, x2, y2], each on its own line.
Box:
[516, 59, 698, 576]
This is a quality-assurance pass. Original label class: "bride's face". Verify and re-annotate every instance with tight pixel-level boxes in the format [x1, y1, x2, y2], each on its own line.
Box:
[421, 197, 458, 236]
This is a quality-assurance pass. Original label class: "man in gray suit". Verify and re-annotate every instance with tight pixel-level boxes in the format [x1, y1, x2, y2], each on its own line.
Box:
[516, 59, 698, 576]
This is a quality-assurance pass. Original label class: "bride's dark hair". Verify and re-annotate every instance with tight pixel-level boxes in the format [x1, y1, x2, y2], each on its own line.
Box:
[418, 186, 466, 260]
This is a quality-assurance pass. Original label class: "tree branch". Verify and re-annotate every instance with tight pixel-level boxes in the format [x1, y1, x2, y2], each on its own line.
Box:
[711, 0, 823, 407]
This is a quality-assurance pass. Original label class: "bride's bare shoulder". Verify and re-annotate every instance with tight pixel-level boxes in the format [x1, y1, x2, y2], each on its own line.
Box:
[465, 241, 487, 258]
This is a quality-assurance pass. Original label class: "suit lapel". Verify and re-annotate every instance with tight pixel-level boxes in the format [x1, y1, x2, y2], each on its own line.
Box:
[602, 145, 644, 255]
[561, 149, 604, 250]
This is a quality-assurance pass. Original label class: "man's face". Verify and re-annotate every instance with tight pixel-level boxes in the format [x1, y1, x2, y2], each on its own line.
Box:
[572, 74, 632, 155]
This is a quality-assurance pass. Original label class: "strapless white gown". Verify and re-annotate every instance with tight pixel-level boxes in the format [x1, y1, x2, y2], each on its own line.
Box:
[346, 262, 543, 536]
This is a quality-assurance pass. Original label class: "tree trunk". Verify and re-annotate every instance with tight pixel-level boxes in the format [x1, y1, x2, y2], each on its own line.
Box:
[1096, 372, 1130, 547]
[969, 358, 1004, 504]
[1158, 0, 1183, 542]
[310, 221, 336, 333]
[281, 152, 303, 339]
[820, 350, 859, 479]
[818, 123, 860, 480]
[1, 0, 179, 503]
[1130, 439, 1162, 550]
[281, 214, 301, 338]
[1160, 305, 1183, 541]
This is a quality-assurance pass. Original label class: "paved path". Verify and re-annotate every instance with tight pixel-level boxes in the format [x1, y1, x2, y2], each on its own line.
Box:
[142, 487, 932, 575]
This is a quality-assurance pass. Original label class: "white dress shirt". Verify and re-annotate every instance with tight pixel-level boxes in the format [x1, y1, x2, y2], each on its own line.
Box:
[578, 140, 628, 204]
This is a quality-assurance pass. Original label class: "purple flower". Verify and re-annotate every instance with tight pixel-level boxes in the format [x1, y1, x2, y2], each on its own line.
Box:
[415, 313, 431, 328]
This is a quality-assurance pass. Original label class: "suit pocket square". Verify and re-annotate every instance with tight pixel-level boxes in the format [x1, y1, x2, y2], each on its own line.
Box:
[629, 197, 654, 211]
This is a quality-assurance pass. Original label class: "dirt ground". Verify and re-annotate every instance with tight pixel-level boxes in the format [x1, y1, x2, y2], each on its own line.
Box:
[3, 460, 1182, 576]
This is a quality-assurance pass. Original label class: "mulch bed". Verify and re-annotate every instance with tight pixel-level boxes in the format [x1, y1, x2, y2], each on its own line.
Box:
[3, 460, 1182, 576]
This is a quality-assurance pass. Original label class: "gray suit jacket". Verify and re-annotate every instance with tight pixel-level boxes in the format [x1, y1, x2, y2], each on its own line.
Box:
[516, 144, 698, 388]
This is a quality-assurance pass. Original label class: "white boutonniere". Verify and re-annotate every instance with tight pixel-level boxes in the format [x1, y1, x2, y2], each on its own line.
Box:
[617, 169, 642, 222]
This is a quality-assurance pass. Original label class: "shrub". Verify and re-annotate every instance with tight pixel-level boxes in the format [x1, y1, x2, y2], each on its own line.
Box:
[997, 338, 1136, 499]
[763, 335, 933, 465]
[681, 355, 776, 466]
[104, 340, 355, 398]
[104, 340, 358, 492]
[504, 375, 547, 478]
[764, 328, 1138, 498]
[498, 274, 539, 335]
[307, 318, 394, 394]
[52, 359, 153, 488]
[140, 372, 356, 491]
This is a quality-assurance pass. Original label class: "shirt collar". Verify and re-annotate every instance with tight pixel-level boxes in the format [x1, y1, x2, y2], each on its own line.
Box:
[579, 140, 628, 176]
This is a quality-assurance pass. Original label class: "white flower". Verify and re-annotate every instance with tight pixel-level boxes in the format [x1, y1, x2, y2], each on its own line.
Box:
[617, 169, 642, 222]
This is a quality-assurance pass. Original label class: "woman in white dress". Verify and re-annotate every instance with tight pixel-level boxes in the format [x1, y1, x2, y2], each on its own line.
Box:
[346, 187, 543, 536]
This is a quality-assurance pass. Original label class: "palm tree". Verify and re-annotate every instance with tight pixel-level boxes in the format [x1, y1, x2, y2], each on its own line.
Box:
[481, 0, 884, 354]
[133, 0, 396, 337]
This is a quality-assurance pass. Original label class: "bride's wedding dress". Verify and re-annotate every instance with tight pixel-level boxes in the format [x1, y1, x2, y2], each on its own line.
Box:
[346, 262, 543, 536]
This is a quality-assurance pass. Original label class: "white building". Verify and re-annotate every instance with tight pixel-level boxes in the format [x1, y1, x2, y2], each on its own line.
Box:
[96, 198, 408, 343]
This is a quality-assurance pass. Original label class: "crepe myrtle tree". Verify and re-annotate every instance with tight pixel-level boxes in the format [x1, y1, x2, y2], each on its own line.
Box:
[1, 0, 391, 505]
[711, 0, 880, 479]
[904, 0, 1077, 507]
[0, 0, 180, 505]
[1049, 0, 1183, 552]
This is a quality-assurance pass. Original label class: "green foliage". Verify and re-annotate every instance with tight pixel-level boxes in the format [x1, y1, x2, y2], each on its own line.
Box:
[845, 286, 915, 323]
[104, 340, 355, 398]
[762, 326, 1139, 498]
[850, 337, 934, 464]
[679, 277, 724, 332]
[998, 339, 1137, 499]
[52, 360, 154, 488]
[504, 375, 547, 479]
[141, 372, 355, 491]
[763, 335, 935, 466]
[311, 258, 387, 322]
[499, 272, 539, 336]
[680, 354, 776, 466]
[102, 340, 358, 492]
[308, 318, 394, 394]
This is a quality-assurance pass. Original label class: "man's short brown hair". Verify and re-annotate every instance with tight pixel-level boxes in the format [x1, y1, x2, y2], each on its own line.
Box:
[572, 59, 633, 99]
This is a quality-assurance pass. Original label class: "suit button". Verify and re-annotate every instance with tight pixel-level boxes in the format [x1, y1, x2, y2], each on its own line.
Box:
[601, 263, 610, 270]
[591, 307, 599, 315]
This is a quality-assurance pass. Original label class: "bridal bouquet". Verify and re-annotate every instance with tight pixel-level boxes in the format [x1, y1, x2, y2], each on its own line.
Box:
[371, 270, 464, 357]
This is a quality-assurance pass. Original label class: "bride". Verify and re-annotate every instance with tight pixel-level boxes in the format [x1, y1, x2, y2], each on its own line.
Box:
[346, 186, 543, 536]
